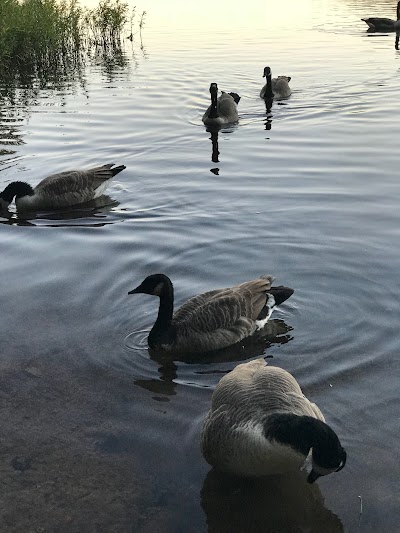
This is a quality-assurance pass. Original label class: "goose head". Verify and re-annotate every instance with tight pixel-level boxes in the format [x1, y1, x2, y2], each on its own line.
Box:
[0, 181, 34, 210]
[307, 424, 347, 483]
[128, 273, 172, 297]
[263, 66, 271, 78]
[209, 83, 218, 100]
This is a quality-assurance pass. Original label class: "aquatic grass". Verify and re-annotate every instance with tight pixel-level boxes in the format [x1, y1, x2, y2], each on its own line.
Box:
[0, 0, 142, 77]
[86, 0, 129, 44]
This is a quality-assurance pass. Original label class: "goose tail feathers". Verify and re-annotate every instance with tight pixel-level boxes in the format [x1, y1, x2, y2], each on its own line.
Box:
[268, 286, 294, 306]
[110, 164, 126, 176]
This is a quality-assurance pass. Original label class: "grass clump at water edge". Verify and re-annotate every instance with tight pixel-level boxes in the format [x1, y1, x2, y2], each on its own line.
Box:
[0, 0, 143, 75]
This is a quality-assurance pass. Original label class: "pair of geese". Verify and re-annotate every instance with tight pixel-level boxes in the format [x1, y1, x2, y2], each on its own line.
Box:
[128, 273, 346, 484]
[0, 71, 345, 484]
[202, 66, 292, 126]
[361, 1, 400, 31]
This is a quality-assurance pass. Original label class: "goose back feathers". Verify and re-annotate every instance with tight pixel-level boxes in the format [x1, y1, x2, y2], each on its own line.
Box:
[201, 359, 347, 482]
[128, 274, 294, 354]
[0, 163, 126, 211]
[202, 83, 241, 126]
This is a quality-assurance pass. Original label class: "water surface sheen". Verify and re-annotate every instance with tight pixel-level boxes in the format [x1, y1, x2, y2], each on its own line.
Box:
[1, 1, 400, 531]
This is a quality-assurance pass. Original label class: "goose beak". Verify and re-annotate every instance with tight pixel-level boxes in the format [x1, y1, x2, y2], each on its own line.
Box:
[128, 286, 141, 295]
[307, 469, 321, 484]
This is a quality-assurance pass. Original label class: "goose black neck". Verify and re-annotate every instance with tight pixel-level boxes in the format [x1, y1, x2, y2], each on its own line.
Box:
[209, 91, 219, 119]
[264, 414, 315, 456]
[0, 181, 34, 202]
[397, 1, 400, 20]
[265, 73, 273, 99]
[264, 414, 342, 460]
[149, 278, 175, 347]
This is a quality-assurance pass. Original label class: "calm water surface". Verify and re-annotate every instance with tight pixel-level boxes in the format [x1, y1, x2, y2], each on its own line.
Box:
[1, 0, 400, 531]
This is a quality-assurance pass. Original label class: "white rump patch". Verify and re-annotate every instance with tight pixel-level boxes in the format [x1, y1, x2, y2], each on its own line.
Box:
[94, 180, 111, 198]
[255, 294, 276, 330]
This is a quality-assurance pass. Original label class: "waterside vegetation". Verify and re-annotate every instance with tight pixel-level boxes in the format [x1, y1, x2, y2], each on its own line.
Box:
[0, 0, 146, 76]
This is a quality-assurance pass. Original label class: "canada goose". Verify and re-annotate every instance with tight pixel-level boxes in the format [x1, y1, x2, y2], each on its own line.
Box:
[128, 274, 293, 354]
[202, 83, 241, 126]
[0, 163, 126, 211]
[361, 1, 400, 30]
[201, 359, 347, 483]
[260, 67, 292, 99]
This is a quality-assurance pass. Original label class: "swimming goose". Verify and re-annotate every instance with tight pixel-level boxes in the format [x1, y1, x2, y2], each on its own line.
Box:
[260, 67, 292, 99]
[128, 274, 293, 354]
[361, 1, 400, 30]
[0, 163, 126, 211]
[202, 83, 241, 126]
[201, 359, 347, 482]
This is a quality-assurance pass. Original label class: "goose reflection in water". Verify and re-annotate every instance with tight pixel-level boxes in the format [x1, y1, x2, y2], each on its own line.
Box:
[201, 468, 343, 533]
[0, 195, 119, 227]
[133, 318, 293, 399]
[206, 125, 240, 175]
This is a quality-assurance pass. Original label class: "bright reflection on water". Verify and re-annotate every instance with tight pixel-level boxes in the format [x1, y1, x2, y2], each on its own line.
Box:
[1, 0, 400, 531]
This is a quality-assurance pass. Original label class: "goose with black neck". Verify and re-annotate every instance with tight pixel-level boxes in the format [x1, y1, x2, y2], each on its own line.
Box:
[0, 163, 126, 212]
[128, 273, 294, 354]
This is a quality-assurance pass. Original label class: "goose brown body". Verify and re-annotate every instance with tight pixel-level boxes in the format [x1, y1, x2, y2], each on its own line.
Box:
[128, 274, 294, 354]
[361, 1, 400, 30]
[0, 163, 126, 211]
[202, 83, 240, 126]
[260, 67, 292, 99]
[201, 359, 347, 482]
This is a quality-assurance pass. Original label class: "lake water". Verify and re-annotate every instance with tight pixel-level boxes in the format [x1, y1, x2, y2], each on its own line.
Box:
[1, 0, 400, 531]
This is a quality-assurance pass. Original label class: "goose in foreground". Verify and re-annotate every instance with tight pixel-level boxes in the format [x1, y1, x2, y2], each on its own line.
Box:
[202, 83, 241, 126]
[201, 359, 347, 483]
[0, 163, 126, 211]
[361, 1, 400, 30]
[128, 274, 293, 354]
[260, 66, 292, 99]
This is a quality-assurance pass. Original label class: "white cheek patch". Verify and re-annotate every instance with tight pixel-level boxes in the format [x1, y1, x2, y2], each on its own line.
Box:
[153, 282, 164, 296]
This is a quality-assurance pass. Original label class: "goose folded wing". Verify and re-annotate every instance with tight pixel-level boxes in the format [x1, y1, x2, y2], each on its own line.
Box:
[174, 294, 252, 333]
[37, 165, 114, 193]
[173, 288, 233, 321]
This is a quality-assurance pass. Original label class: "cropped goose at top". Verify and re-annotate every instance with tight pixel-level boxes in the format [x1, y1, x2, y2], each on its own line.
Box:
[201, 359, 347, 483]
[260, 66, 292, 99]
[361, 1, 400, 30]
[0, 163, 126, 211]
[128, 273, 293, 354]
[202, 83, 241, 126]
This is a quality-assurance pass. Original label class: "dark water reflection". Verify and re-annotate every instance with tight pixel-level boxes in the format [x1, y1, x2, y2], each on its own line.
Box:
[0, 195, 119, 227]
[201, 469, 344, 533]
[127, 319, 293, 398]
[1, 0, 400, 531]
